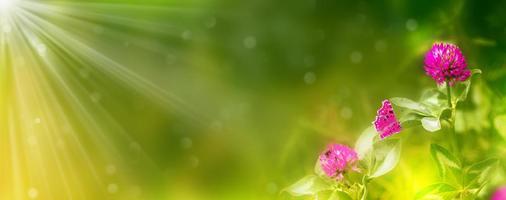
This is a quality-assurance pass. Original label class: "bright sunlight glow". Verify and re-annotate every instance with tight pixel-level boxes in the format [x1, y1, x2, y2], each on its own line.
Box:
[0, 0, 14, 11]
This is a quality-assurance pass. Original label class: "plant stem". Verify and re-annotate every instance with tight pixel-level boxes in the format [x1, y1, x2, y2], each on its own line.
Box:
[360, 176, 369, 200]
[361, 185, 367, 200]
[445, 81, 459, 156]
[446, 81, 452, 109]
[446, 81, 463, 200]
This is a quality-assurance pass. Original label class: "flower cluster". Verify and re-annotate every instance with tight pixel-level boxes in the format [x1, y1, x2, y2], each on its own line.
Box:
[319, 144, 358, 180]
[424, 42, 470, 86]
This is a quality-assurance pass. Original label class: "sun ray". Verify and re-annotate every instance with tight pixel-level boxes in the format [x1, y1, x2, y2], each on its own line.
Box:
[0, 0, 208, 199]
[15, 5, 207, 123]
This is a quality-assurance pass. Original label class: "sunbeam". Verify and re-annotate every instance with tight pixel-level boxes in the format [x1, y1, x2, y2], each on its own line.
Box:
[0, 0, 206, 199]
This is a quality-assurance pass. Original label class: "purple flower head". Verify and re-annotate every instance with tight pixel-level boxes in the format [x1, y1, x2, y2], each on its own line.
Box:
[319, 144, 358, 180]
[492, 186, 506, 200]
[373, 100, 402, 139]
[424, 42, 470, 86]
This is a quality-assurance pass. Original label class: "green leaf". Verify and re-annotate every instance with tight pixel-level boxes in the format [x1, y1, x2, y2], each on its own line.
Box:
[354, 126, 377, 160]
[314, 159, 325, 177]
[467, 158, 498, 173]
[414, 183, 458, 200]
[439, 108, 452, 121]
[369, 139, 401, 178]
[284, 175, 331, 196]
[399, 112, 423, 128]
[465, 158, 498, 187]
[328, 190, 353, 200]
[420, 88, 445, 104]
[420, 89, 448, 116]
[430, 144, 461, 178]
[455, 68, 481, 103]
[456, 80, 471, 103]
[471, 69, 482, 75]
[421, 117, 441, 132]
[390, 97, 432, 116]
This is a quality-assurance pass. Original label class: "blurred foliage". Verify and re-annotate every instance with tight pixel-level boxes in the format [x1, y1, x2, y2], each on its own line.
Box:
[105, 0, 506, 199]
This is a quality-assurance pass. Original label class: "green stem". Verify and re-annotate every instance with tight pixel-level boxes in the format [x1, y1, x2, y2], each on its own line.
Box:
[361, 185, 367, 200]
[446, 81, 452, 109]
[360, 176, 369, 200]
[446, 81, 463, 200]
[445, 81, 458, 154]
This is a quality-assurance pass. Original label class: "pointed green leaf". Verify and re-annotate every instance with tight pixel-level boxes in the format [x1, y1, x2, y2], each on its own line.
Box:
[430, 144, 460, 178]
[399, 113, 423, 128]
[369, 139, 401, 178]
[456, 80, 471, 103]
[456, 68, 481, 103]
[284, 175, 331, 196]
[421, 117, 441, 132]
[415, 183, 458, 200]
[467, 158, 498, 173]
[471, 69, 482, 75]
[354, 126, 377, 160]
[465, 158, 498, 187]
[390, 97, 432, 116]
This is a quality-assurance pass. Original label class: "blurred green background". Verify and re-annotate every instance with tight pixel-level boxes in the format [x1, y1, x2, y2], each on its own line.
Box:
[97, 0, 506, 199]
[6, 0, 506, 199]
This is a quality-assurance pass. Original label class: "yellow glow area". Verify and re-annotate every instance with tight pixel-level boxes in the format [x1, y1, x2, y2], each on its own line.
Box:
[0, 1, 180, 199]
